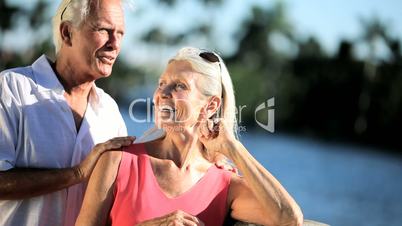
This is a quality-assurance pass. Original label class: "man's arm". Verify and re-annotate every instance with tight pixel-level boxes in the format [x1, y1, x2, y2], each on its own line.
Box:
[0, 73, 134, 200]
[0, 167, 80, 200]
[0, 136, 134, 200]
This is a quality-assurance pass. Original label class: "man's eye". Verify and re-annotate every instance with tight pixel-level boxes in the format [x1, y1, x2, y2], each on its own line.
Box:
[117, 31, 124, 38]
[98, 28, 108, 34]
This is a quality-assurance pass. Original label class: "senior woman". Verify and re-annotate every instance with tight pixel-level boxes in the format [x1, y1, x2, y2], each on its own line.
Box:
[75, 47, 303, 226]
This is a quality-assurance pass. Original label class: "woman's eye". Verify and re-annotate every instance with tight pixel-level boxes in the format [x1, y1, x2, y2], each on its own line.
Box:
[176, 83, 186, 90]
[158, 82, 165, 88]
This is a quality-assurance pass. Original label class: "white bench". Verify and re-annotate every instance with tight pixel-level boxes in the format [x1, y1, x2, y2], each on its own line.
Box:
[233, 219, 329, 226]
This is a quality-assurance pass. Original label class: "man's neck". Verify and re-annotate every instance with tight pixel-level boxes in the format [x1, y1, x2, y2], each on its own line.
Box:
[53, 57, 94, 97]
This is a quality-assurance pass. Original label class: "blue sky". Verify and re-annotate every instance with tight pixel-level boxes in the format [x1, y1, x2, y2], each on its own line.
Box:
[3, 0, 402, 65]
[286, 0, 402, 52]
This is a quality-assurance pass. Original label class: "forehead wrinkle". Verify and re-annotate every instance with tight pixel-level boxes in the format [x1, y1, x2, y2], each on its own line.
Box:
[162, 73, 199, 90]
[87, 1, 124, 25]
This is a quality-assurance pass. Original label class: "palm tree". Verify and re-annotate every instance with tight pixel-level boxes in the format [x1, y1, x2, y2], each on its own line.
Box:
[354, 16, 390, 135]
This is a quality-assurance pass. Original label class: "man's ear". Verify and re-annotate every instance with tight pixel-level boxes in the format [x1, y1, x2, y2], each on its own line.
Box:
[206, 96, 221, 118]
[60, 21, 73, 47]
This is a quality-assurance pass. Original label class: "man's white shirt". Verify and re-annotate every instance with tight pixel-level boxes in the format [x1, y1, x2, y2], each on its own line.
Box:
[0, 55, 127, 226]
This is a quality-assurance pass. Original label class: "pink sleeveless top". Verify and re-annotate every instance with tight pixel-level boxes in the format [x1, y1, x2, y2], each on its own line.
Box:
[109, 143, 233, 226]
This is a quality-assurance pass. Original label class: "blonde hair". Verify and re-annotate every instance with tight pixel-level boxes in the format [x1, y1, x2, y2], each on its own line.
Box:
[170, 47, 238, 138]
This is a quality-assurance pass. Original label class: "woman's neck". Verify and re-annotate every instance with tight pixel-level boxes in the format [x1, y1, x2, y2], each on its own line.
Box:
[147, 130, 206, 170]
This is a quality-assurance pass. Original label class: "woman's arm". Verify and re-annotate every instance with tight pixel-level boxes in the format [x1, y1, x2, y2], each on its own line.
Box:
[198, 119, 302, 226]
[225, 140, 303, 226]
[75, 150, 122, 226]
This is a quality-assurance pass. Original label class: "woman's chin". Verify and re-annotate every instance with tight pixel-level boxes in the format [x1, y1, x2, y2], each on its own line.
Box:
[157, 122, 186, 133]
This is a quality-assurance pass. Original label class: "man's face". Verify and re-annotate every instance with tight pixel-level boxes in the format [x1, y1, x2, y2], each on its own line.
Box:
[71, 0, 125, 79]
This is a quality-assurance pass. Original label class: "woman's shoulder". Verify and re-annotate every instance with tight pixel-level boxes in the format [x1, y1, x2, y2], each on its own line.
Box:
[96, 144, 147, 177]
[96, 142, 148, 171]
[122, 143, 148, 156]
[97, 150, 123, 172]
[206, 163, 237, 189]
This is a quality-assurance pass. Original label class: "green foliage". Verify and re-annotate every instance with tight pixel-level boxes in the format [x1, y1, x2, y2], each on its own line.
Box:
[0, 0, 20, 31]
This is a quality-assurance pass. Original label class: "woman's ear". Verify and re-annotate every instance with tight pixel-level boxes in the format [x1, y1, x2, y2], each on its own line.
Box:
[60, 21, 73, 47]
[206, 96, 221, 118]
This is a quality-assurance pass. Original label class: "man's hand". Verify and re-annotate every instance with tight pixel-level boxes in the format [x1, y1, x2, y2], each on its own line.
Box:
[74, 136, 135, 180]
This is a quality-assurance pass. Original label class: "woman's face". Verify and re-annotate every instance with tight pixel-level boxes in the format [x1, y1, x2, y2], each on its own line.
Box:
[153, 60, 209, 132]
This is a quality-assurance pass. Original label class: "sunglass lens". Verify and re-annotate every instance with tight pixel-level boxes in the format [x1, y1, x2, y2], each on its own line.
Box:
[199, 52, 219, 63]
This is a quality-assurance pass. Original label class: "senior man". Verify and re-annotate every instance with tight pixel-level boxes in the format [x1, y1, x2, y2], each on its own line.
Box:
[0, 0, 134, 225]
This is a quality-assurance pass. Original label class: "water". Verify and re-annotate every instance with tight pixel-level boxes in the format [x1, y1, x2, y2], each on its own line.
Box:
[121, 109, 402, 226]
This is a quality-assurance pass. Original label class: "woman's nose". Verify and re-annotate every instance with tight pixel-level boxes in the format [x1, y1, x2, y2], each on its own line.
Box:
[160, 86, 173, 98]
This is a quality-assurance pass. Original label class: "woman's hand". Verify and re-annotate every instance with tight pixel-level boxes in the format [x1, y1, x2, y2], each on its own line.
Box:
[197, 117, 237, 158]
[137, 210, 204, 226]
[74, 136, 135, 181]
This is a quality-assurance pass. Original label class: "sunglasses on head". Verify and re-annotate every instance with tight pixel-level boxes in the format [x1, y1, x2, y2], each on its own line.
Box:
[61, 0, 72, 20]
[199, 51, 220, 63]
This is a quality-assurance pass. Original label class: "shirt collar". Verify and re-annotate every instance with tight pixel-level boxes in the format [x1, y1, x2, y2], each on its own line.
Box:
[32, 55, 64, 94]
[32, 54, 103, 110]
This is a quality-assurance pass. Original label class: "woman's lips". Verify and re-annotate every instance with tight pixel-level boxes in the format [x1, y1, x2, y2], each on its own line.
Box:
[158, 105, 176, 113]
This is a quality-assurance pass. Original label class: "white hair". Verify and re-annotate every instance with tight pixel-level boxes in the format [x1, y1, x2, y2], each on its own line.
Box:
[170, 47, 238, 138]
[52, 0, 92, 54]
[52, 0, 131, 54]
